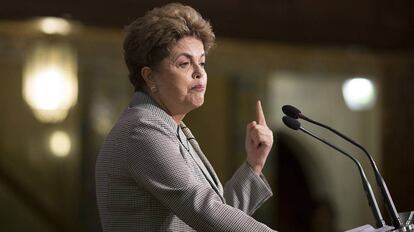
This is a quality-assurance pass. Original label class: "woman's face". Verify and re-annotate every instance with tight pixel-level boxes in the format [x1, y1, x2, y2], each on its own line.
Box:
[150, 36, 207, 118]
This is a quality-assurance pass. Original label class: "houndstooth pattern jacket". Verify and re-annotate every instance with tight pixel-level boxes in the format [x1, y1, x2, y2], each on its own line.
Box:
[95, 91, 276, 231]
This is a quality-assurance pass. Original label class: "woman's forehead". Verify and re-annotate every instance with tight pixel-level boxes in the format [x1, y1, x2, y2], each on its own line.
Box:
[170, 37, 205, 58]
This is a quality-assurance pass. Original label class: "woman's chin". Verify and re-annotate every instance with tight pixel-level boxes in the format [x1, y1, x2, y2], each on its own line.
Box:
[193, 99, 204, 108]
[190, 97, 205, 109]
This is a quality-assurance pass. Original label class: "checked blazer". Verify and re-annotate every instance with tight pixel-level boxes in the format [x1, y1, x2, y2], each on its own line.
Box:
[95, 91, 276, 231]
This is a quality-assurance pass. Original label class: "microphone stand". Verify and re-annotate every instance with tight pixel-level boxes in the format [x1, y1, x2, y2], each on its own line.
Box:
[299, 115, 404, 228]
[282, 105, 414, 231]
[299, 127, 386, 228]
[302, 126, 414, 232]
[282, 116, 386, 228]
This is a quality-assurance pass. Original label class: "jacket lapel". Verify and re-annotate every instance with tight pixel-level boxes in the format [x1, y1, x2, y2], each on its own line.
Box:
[179, 123, 224, 198]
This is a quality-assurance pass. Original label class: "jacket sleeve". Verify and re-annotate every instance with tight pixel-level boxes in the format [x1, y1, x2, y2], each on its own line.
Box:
[224, 162, 273, 215]
[125, 117, 276, 232]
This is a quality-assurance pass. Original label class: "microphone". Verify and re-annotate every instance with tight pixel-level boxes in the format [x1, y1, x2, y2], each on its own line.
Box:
[282, 116, 386, 228]
[282, 105, 403, 228]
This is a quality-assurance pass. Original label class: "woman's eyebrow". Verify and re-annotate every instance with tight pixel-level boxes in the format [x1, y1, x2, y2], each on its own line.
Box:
[172, 52, 205, 61]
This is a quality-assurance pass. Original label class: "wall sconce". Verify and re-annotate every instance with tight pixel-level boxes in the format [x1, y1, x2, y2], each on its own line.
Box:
[23, 18, 78, 123]
[342, 77, 376, 111]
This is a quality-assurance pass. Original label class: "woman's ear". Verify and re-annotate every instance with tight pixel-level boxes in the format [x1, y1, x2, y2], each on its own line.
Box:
[141, 66, 158, 92]
[141, 66, 152, 85]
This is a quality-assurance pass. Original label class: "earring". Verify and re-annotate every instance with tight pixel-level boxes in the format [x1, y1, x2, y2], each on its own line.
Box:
[150, 85, 157, 92]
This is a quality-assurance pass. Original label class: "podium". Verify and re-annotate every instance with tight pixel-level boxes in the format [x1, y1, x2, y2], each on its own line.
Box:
[346, 211, 414, 232]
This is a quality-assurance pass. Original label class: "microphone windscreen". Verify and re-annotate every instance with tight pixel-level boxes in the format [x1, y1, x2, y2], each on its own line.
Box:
[282, 105, 301, 119]
[282, 116, 301, 130]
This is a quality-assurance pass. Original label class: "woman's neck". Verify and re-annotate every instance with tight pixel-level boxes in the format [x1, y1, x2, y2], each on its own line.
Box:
[145, 90, 186, 124]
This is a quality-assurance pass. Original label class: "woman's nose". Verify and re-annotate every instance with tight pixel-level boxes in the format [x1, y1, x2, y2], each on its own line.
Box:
[192, 64, 204, 79]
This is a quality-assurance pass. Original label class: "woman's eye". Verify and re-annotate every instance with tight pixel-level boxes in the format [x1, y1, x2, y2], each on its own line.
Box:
[179, 62, 190, 68]
[200, 62, 206, 68]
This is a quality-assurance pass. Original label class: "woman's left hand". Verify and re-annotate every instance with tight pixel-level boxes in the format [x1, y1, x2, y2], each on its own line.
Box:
[245, 100, 274, 175]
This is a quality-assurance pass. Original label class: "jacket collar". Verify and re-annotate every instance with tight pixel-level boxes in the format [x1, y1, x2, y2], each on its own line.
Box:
[128, 91, 178, 132]
[129, 91, 225, 200]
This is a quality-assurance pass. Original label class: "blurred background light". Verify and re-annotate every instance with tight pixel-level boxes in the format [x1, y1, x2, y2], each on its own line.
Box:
[38, 17, 72, 35]
[342, 77, 376, 111]
[49, 130, 71, 157]
[23, 41, 78, 123]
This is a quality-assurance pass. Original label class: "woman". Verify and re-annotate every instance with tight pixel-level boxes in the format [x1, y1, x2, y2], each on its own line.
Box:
[95, 3, 276, 231]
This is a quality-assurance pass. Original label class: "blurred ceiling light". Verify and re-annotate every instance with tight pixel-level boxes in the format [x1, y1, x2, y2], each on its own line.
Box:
[342, 77, 376, 111]
[38, 17, 72, 35]
[23, 41, 78, 123]
[49, 131, 71, 157]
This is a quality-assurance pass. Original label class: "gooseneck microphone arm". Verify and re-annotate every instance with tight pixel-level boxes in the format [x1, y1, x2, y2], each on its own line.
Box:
[282, 105, 403, 228]
[282, 116, 386, 228]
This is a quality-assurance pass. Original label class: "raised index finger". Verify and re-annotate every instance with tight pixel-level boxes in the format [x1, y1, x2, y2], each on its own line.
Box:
[256, 100, 267, 126]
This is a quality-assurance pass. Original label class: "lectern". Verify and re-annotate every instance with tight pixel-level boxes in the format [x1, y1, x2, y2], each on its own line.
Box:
[346, 211, 414, 232]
